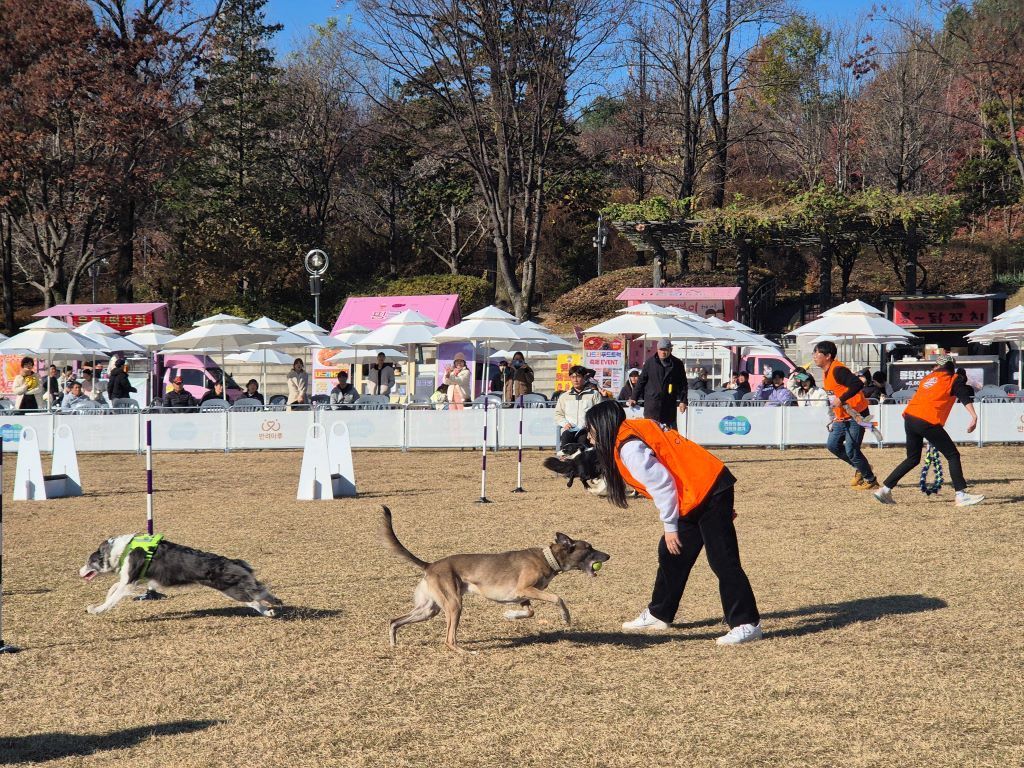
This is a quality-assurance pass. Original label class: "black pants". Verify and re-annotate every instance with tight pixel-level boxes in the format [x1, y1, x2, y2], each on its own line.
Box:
[882, 415, 967, 492]
[648, 486, 760, 628]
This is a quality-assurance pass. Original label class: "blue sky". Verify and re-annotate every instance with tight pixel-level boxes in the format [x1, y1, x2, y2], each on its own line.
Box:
[262, 0, 889, 55]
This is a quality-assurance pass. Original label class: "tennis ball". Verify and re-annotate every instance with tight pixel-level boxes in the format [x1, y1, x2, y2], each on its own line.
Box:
[591, 561, 602, 572]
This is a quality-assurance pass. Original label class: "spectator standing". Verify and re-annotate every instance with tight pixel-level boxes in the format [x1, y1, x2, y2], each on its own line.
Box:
[12, 357, 43, 411]
[200, 381, 229, 405]
[61, 381, 92, 411]
[107, 358, 137, 402]
[618, 368, 641, 401]
[329, 371, 360, 410]
[287, 358, 308, 409]
[755, 370, 797, 406]
[442, 353, 472, 410]
[503, 352, 534, 402]
[629, 340, 688, 429]
[162, 376, 198, 409]
[243, 379, 265, 405]
[43, 364, 61, 409]
[554, 365, 604, 454]
[369, 352, 397, 396]
[689, 367, 713, 395]
[490, 359, 512, 395]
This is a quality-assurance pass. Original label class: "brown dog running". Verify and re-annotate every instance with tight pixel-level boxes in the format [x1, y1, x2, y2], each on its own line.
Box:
[381, 506, 610, 653]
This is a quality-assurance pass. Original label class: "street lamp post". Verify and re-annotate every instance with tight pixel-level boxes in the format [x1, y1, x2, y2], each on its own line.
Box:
[304, 249, 329, 327]
[88, 260, 105, 303]
[593, 215, 608, 276]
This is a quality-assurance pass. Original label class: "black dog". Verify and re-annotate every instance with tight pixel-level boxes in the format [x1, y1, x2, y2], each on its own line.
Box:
[543, 443, 603, 491]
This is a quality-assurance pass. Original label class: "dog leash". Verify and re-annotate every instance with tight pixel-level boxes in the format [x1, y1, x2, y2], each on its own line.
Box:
[919, 443, 944, 496]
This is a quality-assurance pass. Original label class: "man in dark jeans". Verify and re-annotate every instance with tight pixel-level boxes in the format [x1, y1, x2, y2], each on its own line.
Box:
[874, 355, 983, 507]
[628, 339, 688, 429]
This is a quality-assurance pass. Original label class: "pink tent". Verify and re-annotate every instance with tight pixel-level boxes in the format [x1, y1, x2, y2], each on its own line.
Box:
[35, 303, 169, 331]
[330, 295, 461, 334]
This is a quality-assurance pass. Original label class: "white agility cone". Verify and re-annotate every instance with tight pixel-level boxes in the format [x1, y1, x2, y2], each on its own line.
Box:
[327, 422, 357, 497]
[297, 423, 334, 500]
[50, 425, 82, 496]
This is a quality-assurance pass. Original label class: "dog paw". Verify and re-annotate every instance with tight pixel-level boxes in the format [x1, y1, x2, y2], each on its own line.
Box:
[504, 609, 533, 620]
[86, 605, 101, 615]
[263, 608, 277, 618]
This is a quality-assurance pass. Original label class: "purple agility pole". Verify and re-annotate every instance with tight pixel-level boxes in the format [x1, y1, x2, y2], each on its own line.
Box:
[512, 394, 525, 492]
[1, 445, 22, 653]
[476, 395, 491, 503]
[146, 418, 153, 535]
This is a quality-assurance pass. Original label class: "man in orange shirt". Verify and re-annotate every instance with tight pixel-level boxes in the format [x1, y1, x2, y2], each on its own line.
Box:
[811, 341, 879, 490]
[874, 355, 983, 507]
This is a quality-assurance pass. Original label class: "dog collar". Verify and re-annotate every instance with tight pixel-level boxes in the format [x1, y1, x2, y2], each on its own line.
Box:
[542, 546, 562, 572]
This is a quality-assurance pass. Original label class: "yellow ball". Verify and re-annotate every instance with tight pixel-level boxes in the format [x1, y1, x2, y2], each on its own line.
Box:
[591, 561, 602, 572]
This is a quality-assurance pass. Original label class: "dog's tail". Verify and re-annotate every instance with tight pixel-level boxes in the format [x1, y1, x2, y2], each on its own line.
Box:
[380, 506, 429, 570]
[542, 456, 578, 488]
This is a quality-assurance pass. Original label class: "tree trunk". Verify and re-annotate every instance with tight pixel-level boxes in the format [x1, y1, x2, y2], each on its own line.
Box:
[1, 212, 13, 333]
[818, 237, 833, 309]
[735, 240, 753, 323]
[115, 198, 135, 301]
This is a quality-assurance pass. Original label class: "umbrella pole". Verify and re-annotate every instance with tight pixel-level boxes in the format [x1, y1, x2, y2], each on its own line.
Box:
[0, 449, 21, 654]
[512, 393, 525, 492]
[476, 377, 492, 504]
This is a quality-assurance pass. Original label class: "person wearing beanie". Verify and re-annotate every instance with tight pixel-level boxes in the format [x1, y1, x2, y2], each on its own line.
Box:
[873, 354, 984, 507]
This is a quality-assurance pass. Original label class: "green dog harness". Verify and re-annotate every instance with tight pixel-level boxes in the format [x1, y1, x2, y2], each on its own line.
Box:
[118, 534, 164, 579]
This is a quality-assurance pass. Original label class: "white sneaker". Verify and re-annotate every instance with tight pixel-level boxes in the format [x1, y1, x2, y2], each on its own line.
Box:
[873, 487, 896, 505]
[716, 623, 763, 645]
[622, 608, 669, 631]
[955, 492, 984, 507]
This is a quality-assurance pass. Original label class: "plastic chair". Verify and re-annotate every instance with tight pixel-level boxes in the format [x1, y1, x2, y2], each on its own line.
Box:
[0, 399, 12, 411]
[311, 394, 330, 405]
[703, 390, 740, 406]
[472, 394, 503, 410]
[521, 393, 548, 408]
[230, 397, 265, 412]
[111, 398, 140, 413]
[359, 395, 391, 410]
[741, 392, 758, 401]
[268, 394, 287, 406]
[888, 389, 915, 403]
[1002, 384, 1019, 396]
[977, 385, 1009, 402]
[200, 398, 231, 412]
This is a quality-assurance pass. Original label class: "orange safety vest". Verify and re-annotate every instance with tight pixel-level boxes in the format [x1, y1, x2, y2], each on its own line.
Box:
[613, 419, 725, 518]
[903, 370, 957, 426]
[823, 360, 870, 421]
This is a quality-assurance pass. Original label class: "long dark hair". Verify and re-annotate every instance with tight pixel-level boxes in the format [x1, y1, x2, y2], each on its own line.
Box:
[584, 400, 629, 508]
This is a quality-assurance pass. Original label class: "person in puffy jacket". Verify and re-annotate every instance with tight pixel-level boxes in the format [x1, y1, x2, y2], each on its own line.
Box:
[554, 365, 603, 455]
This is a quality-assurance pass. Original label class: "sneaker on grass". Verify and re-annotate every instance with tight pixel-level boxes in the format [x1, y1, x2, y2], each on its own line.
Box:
[873, 487, 896, 504]
[954, 492, 984, 507]
[716, 623, 763, 646]
[622, 608, 669, 631]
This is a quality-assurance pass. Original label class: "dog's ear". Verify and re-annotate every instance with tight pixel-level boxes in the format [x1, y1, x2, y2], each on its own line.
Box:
[554, 532, 574, 547]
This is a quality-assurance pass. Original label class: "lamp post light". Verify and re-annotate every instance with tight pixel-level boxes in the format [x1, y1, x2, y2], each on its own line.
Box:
[592, 215, 608, 277]
[304, 249, 329, 327]
[88, 259, 106, 303]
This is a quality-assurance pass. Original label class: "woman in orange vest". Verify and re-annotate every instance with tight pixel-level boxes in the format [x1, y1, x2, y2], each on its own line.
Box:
[811, 340, 880, 490]
[874, 355, 983, 507]
[584, 400, 761, 645]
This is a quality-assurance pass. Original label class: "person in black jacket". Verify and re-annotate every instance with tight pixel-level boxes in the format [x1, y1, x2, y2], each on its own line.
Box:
[107, 358, 137, 401]
[618, 368, 641, 401]
[628, 339, 688, 428]
[162, 376, 198, 410]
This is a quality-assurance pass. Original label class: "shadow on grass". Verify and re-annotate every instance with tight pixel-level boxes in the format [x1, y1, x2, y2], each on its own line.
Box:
[0, 720, 219, 764]
[492, 593, 947, 648]
[135, 605, 344, 622]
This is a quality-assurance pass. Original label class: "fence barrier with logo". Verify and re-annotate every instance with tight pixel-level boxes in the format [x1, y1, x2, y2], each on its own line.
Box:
[2, 401, 1024, 453]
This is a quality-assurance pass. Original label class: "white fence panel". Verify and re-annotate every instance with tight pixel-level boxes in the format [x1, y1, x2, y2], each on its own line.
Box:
[228, 411, 312, 449]
[781, 405, 831, 447]
[149, 412, 227, 451]
[58, 414, 140, 452]
[685, 404, 783, 447]
[497, 407, 558, 449]
[1, 413, 54, 453]
[406, 408, 488, 449]
[979, 402, 1024, 444]
[320, 409, 405, 449]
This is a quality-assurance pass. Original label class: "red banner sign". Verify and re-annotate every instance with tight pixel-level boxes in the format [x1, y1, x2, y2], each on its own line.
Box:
[892, 299, 990, 329]
[72, 313, 153, 331]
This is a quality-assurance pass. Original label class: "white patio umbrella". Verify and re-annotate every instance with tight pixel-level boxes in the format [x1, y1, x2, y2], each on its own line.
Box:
[792, 313, 915, 340]
[357, 311, 441, 400]
[226, 348, 297, 401]
[194, 312, 248, 326]
[249, 316, 287, 331]
[160, 321, 279, 394]
[127, 324, 178, 404]
[288, 320, 329, 336]
[968, 315, 1024, 385]
[332, 324, 372, 344]
[819, 299, 886, 317]
[325, 347, 406, 365]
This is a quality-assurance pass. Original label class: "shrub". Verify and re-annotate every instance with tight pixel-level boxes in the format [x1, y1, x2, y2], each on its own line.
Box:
[381, 274, 492, 315]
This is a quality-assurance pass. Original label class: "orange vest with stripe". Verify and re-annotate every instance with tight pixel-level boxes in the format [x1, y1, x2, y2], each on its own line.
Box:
[613, 419, 724, 518]
[823, 360, 869, 421]
[903, 370, 957, 426]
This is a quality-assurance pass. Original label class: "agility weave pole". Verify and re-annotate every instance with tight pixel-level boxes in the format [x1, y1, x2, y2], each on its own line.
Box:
[512, 394, 525, 493]
[919, 442, 944, 496]
[476, 396, 491, 503]
[137, 418, 165, 601]
[1, 447, 22, 654]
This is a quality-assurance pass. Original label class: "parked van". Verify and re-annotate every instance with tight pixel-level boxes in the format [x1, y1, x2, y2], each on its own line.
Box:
[741, 353, 797, 390]
[161, 354, 242, 402]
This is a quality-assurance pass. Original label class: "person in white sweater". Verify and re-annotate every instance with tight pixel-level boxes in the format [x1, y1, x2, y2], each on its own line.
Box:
[554, 365, 604, 454]
[788, 369, 829, 406]
[286, 358, 308, 409]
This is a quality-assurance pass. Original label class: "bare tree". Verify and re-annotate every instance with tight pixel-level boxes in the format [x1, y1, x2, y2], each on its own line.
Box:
[350, 0, 620, 318]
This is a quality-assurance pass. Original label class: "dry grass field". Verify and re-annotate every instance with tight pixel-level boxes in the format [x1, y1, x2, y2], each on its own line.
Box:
[1, 444, 1022, 767]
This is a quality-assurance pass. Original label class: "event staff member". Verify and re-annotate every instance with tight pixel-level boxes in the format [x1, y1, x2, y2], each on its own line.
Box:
[628, 339, 688, 429]
[874, 355, 984, 507]
[584, 400, 761, 645]
[811, 340, 879, 490]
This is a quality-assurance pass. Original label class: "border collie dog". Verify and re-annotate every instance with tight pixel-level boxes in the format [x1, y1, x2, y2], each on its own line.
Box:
[543, 443, 606, 495]
[80, 534, 282, 617]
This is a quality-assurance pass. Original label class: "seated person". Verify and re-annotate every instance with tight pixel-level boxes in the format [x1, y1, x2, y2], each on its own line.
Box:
[788, 368, 828, 406]
[734, 370, 752, 397]
[755, 370, 797, 406]
[554, 365, 603, 455]
[723, 372, 739, 390]
[162, 376, 198, 409]
[874, 371, 894, 398]
[60, 381, 91, 411]
[689, 366, 713, 395]
[430, 383, 449, 409]
[329, 370, 360, 409]
[241, 379, 265, 405]
[618, 368, 640, 401]
[200, 380, 230, 405]
[860, 368, 883, 401]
